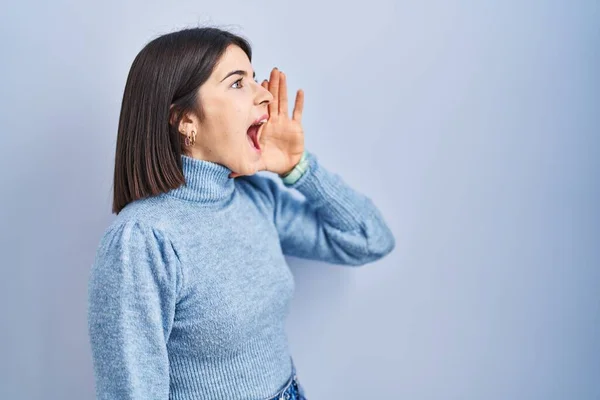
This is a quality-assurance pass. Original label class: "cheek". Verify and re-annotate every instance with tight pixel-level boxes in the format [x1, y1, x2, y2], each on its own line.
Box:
[208, 98, 247, 132]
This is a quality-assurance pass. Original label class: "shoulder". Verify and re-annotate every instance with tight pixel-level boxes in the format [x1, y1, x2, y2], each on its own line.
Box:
[92, 199, 183, 291]
[109, 194, 187, 235]
[97, 196, 182, 262]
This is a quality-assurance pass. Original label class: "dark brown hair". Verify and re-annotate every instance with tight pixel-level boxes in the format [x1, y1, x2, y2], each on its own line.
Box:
[112, 27, 252, 214]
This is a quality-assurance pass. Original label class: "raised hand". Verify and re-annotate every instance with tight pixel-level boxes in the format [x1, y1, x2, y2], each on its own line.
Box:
[230, 68, 305, 178]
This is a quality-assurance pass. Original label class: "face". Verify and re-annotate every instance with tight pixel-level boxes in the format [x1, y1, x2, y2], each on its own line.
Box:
[177, 45, 273, 175]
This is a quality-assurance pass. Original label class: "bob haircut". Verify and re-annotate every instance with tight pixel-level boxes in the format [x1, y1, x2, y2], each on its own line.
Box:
[112, 27, 252, 214]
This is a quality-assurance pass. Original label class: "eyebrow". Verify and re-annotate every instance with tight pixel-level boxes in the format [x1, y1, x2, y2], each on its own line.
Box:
[220, 69, 256, 82]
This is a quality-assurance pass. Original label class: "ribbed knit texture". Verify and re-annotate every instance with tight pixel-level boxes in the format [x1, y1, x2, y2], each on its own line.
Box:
[87, 150, 395, 400]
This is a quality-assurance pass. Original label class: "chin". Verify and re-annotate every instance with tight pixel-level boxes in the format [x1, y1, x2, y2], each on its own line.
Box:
[236, 161, 259, 177]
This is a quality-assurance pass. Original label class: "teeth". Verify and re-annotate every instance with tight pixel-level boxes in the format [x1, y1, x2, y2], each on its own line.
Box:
[251, 119, 267, 128]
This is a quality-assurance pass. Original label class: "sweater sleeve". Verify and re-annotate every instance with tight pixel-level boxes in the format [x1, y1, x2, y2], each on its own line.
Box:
[87, 221, 182, 400]
[245, 151, 396, 266]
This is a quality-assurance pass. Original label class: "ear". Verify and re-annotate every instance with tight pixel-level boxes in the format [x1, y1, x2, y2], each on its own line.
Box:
[169, 105, 197, 136]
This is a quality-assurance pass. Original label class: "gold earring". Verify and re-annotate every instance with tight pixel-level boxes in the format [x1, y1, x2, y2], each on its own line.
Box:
[185, 130, 196, 146]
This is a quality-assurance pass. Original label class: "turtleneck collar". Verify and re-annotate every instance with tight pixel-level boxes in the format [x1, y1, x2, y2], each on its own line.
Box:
[167, 155, 236, 204]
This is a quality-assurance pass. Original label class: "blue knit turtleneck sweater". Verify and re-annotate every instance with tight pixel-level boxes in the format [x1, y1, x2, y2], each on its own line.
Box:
[87, 150, 395, 400]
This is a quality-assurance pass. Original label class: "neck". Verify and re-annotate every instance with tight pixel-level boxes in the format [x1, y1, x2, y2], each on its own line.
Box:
[166, 154, 235, 204]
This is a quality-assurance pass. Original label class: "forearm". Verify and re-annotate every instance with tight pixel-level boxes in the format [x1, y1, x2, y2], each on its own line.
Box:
[278, 150, 396, 263]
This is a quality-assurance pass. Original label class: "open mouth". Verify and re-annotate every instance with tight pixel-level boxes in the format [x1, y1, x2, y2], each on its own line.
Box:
[246, 116, 267, 151]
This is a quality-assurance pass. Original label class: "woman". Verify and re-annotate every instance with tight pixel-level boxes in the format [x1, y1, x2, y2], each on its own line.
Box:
[87, 27, 395, 400]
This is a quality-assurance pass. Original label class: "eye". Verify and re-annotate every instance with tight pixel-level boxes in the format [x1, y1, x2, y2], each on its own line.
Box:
[231, 78, 243, 89]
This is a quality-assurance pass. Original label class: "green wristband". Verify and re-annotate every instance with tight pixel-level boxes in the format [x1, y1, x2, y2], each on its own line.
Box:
[281, 151, 309, 185]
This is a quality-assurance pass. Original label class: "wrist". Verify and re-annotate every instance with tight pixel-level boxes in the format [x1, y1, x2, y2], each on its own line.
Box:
[280, 150, 309, 185]
[279, 152, 305, 177]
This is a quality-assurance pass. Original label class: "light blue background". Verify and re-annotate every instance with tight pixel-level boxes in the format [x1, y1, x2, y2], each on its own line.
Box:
[1, 1, 598, 399]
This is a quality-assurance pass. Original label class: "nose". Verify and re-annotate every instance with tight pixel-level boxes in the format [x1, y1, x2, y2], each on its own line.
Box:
[254, 81, 273, 106]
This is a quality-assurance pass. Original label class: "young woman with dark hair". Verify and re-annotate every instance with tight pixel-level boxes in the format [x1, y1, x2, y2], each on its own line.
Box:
[87, 26, 395, 400]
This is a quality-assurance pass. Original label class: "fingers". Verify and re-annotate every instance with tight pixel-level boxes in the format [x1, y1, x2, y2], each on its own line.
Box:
[268, 68, 279, 117]
[265, 68, 299, 120]
[261, 80, 270, 116]
[292, 89, 304, 121]
[279, 72, 288, 117]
